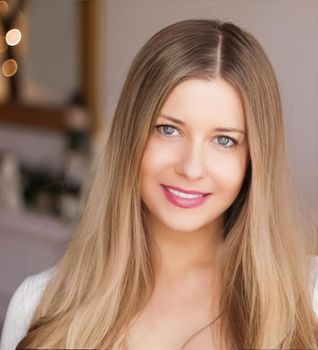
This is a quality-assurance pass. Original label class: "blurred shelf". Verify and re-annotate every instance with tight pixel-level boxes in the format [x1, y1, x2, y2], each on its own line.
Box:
[0, 104, 68, 131]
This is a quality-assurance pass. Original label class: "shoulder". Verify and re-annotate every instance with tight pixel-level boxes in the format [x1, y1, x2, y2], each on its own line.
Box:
[0, 266, 56, 350]
[309, 255, 318, 317]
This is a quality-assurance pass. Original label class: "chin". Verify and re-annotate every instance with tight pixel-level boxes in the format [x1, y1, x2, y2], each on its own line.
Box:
[160, 217, 215, 234]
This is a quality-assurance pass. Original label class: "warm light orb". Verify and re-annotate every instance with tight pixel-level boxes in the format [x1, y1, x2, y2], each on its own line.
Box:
[5, 29, 22, 46]
[2, 59, 18, 77]
[0, 1, 8, 16]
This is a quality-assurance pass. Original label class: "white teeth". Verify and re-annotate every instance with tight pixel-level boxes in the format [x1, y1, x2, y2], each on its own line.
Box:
[166, 187, 203, 199]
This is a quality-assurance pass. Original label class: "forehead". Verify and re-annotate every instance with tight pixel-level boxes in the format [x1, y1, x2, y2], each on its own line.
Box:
[159, 78, 245, 130]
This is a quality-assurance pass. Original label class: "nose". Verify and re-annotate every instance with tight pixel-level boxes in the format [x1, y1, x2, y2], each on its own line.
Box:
[175, 140, 207, 180]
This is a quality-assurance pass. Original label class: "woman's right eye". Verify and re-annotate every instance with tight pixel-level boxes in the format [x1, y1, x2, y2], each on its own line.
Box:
[155, 124, 179, 137]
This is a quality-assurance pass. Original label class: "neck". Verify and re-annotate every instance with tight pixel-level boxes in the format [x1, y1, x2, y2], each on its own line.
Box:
[145, 213, 224, 284]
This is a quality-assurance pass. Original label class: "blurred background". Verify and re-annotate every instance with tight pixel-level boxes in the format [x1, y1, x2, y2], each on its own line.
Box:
[0, 0, 317, 332]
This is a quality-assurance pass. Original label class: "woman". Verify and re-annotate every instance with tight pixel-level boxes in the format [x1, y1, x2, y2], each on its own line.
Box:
[1, 19, 318, 349]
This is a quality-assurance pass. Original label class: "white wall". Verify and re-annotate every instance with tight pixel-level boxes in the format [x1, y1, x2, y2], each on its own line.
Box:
[102, 0, 318, 217]
[21, 0, 79, 106]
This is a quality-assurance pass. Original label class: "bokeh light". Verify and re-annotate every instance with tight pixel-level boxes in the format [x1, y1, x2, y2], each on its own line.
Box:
[5, 29, 22, 46]
[2, 59, 18, 77]
[0, 1, 8, 16]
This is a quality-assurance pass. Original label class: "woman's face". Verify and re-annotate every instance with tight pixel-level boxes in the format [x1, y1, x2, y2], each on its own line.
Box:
[140, 78, 249, 234]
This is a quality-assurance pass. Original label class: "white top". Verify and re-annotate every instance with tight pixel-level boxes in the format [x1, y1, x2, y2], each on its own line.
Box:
[0, 267, 56, 350]
[1, 257, 318, 350]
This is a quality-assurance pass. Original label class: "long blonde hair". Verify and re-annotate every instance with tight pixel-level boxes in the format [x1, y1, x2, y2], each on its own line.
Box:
[17, 19, 317, 349]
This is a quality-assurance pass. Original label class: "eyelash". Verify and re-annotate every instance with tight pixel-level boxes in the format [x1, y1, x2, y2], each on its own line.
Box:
[155, 124, 238, 148]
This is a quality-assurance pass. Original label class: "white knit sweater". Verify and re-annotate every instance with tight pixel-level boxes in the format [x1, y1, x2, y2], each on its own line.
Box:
[1, 257, 318, 350]
[0, 266, 56, 350]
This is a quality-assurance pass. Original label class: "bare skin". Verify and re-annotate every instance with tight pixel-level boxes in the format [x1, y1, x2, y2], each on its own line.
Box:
[126, 79, 248, 349]
[125, 215, 224, 350]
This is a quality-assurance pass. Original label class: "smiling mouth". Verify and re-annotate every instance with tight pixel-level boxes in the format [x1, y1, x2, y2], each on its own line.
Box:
[161, 184, 211, 196]
[165, 187, 204, 198]
[161, 185, 211, 209]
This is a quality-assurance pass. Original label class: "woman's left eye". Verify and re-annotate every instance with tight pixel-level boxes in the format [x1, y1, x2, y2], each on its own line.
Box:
[214, 136, 237, 148]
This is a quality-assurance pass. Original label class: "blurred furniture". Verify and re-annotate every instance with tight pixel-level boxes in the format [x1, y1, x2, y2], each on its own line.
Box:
[0, 121, 83, 335]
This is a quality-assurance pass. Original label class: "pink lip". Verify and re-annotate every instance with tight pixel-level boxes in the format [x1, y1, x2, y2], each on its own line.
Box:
[161, 184, 210, 196]
[161, 185, 211, 209]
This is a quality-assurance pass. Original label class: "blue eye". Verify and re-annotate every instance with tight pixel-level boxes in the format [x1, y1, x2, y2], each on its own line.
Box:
[155, 124, 238, 148]
[215, 136, 237, 148]
[155, 124, 179, 136]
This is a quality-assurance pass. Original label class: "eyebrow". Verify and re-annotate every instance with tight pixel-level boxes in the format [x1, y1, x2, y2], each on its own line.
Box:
[158, 114, 246, 135]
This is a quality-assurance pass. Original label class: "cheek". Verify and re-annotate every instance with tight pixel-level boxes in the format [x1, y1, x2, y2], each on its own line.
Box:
[208, 151, 248, 192]
[140, 138, 179, 177]
[140, 140, 175, 208]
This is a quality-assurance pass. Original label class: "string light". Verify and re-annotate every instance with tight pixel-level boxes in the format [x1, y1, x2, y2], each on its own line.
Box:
[2, 59, 18, 77]
[0, 1, 24, 84]
[5, 29, 22, 46]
